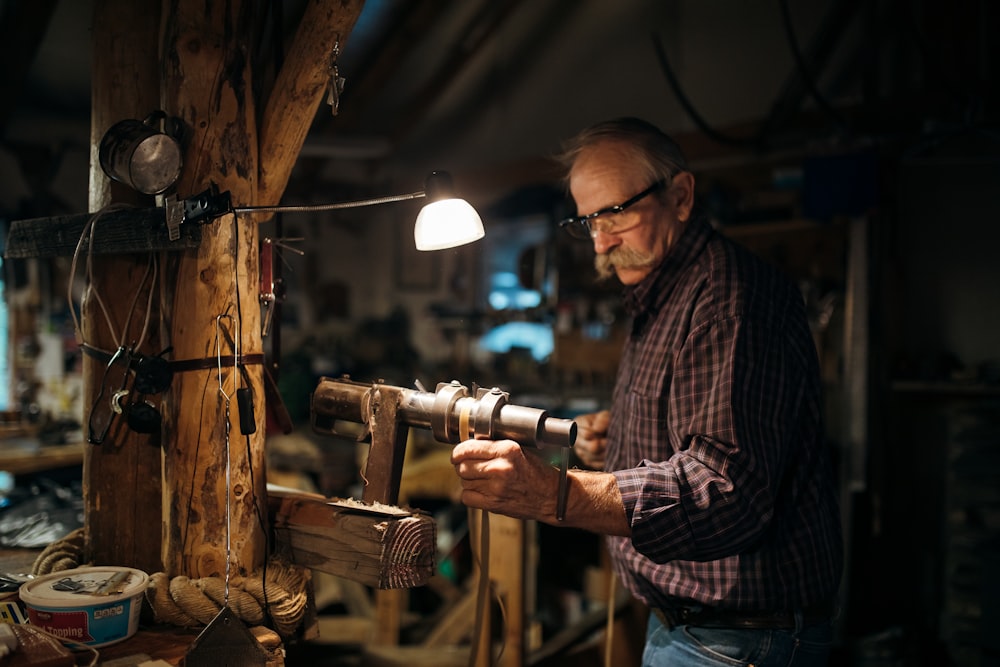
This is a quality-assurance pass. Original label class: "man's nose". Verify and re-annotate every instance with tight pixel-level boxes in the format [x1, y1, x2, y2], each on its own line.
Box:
[591, 229, 620, 254]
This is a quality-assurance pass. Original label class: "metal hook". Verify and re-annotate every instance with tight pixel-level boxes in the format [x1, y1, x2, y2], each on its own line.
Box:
[215, 308, 237, 400]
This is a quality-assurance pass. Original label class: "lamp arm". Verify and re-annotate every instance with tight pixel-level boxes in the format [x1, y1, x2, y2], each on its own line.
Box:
[233, 190, 426, 215]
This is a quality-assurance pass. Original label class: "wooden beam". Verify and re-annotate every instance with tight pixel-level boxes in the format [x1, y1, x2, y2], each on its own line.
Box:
[328, 1, 453, 129]
[386, 0, 525, 147]
[160, 0, 267, 581]
[3, 208, 201, 259]
[268, 488, 437, 590]
[83, 0, 167, 575]
[257, 0, 366, 206]
[758, 0, 862, 146]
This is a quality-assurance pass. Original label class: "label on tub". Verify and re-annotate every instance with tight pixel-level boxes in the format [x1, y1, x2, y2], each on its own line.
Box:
[19, 567, 148, 647]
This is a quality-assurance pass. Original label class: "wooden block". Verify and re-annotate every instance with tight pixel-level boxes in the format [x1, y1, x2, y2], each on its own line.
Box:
[268, 487, 436, 589]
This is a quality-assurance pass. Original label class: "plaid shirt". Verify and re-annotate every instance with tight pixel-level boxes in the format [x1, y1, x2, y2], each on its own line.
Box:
[606, 216, 843, 612]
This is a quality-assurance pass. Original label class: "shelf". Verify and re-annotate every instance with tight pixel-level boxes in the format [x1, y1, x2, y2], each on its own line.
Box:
[0, 440, 84, 475]
[891, 380, 1000, 397]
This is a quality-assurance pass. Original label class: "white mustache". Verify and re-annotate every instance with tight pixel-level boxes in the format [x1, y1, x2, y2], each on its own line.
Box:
[595, 246, 657, 279]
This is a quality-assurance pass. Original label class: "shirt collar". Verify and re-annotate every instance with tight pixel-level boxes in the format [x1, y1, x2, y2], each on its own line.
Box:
[622, 215, 713, 318]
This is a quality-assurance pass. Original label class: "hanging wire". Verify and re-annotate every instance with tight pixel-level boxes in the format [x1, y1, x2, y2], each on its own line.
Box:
[215, 309, 237, 605]
[776, 0, 851, 136]
[67, 205, 158, 352]
[650, 33, 758, 149]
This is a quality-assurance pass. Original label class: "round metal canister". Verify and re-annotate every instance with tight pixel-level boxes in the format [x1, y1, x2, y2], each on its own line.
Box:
[99, 114, 182, 195]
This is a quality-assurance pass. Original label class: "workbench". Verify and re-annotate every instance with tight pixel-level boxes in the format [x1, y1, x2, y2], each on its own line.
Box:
[0, 438, 84, 476]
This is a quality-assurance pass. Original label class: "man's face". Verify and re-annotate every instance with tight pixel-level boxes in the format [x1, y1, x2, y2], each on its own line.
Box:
[568, 142, 683, 285]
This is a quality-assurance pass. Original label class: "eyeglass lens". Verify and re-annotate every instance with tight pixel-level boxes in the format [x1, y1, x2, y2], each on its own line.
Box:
[559, 180, 664, 240]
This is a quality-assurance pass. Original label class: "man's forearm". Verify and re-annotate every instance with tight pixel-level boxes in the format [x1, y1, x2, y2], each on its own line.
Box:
[553, 470, 631, 536]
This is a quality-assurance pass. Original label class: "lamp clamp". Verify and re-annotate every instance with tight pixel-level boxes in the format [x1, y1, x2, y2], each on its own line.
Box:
[182, 184, 233, 225]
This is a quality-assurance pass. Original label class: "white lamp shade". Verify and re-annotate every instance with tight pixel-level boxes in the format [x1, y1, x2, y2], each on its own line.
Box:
[413, 198, 485, 251]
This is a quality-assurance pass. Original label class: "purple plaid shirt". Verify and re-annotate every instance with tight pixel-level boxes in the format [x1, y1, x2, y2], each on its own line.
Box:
[606, 216, 843, 612]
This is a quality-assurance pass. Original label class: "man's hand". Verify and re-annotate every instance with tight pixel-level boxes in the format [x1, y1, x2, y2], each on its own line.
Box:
[574, 410, 610, 469]
[452, 436, 631, 535]
[451, 439, 560, 523]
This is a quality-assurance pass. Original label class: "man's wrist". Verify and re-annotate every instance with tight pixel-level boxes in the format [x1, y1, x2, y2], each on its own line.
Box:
[555, 470, 629, 536]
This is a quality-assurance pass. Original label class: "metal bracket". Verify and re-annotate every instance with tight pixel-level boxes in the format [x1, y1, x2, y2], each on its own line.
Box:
[183, 185, 232, 224]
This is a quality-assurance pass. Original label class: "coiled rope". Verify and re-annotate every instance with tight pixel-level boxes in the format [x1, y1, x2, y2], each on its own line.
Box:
[32, 529, 309, 638]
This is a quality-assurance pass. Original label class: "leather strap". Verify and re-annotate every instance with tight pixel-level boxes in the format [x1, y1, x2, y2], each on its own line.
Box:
[652, 602, 832, 630]
[81, 343, 264, 372]
[169, 354, 265, 372]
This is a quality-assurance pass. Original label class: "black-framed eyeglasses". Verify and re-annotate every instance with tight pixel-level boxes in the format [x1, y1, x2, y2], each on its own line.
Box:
[87, 346, 173, 445]
[558, 179, 666, 240]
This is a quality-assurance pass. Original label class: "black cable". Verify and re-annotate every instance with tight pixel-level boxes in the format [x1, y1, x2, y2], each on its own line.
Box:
[776, 0, 850, 135]
[246, 430, 275, 629]
[650, 32, 757, 149]
[232, 210, 275, 631]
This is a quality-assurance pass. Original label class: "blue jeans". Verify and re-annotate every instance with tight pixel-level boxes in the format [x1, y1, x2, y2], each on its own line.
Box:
[642, 611, 833, 666]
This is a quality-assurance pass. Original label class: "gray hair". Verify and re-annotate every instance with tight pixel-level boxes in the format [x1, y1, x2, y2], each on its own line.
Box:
[556, 117, 689, 189]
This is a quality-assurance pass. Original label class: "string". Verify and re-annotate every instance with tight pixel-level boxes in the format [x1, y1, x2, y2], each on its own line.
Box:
[68, 205, 123, 346]
[468, 508, 491, 667]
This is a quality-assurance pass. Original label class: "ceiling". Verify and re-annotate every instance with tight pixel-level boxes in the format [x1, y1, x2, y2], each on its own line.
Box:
[0, 0, 994, 220]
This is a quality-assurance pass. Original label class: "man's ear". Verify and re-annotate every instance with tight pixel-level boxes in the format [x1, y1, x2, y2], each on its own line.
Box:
[670, 172, 696, 222]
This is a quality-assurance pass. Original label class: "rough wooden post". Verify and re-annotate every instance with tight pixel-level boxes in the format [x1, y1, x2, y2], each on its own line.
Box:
[71, 0, 366, 601]
[159, 0, 267, 579]
[82, 0, 164, 574]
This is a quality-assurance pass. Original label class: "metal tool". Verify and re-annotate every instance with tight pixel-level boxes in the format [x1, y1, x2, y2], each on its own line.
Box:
[259, 237, 302, 337]
[310, 377, 577, 510]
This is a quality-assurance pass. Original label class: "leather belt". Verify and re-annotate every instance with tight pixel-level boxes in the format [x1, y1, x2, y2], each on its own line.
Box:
[652, 602, 832, 630]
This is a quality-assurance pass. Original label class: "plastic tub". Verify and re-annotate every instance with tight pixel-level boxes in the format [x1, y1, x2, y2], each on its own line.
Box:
[19, 566, 148, 647]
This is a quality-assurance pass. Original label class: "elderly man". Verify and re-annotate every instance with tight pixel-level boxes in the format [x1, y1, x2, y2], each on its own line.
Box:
[452, 117, 842, 666]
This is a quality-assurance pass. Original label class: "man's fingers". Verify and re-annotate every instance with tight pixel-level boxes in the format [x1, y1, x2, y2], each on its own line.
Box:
[454, 459, 496, 481]
[451, 438, 517, 464]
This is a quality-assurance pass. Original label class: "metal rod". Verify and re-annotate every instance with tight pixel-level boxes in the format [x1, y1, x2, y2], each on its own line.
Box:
[233, 190, 425, 215]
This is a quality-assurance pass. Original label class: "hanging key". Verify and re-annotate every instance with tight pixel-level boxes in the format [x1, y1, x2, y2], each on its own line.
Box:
[327, 40, 347, 115]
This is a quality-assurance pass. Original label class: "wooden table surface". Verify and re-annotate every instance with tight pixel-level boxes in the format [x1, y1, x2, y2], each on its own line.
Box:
[0, 439, 84, 476]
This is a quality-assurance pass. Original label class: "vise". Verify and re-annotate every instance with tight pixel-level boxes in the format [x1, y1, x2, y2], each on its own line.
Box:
[310, 377, 577, 511]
